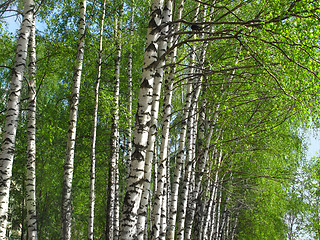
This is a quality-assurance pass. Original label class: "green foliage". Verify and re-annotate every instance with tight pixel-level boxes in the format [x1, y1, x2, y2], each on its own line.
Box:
[1, 0, 320, 238]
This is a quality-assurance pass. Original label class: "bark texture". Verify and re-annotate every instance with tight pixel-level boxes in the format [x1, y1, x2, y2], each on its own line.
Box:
[61, 1, 86, 239]
[136, 0, 171, 238]
[88, 0, 106, 239]
[0, 0, 34, 237]
[119, 0, 164, 239]
[26, 15, 38, 240]
[106, 9, 122, 239]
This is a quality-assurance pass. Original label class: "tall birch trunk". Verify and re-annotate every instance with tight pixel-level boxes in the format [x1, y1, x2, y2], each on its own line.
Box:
[151, 70, 173, 240]
[176, 102, 196, 240]
[0, 0, 34, 237]
[230, 213, 238, 240]
[119, 0, 163, 239]
[202, 151, 223, 240]
[166, 2, 203, 237]
[150, 1, 185, 237]
[210, 184, 222, 240]
[166, 76, 192, 240]
[149, 1, 176, 237]
[88, 0, 106, 239]
[127, 2, 135, 176]
[26, 15, 37, 240]
[106, 8, 122, 239]
[184, 106, 219, 239]
[136, 0, 171, 238]
[61, 1, 86, 239]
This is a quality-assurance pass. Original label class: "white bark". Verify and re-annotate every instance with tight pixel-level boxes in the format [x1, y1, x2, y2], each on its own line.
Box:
[136, 0, 171, 238]
[166, 73, 193, 240]
[150, 3, 174, 238]
[26, 15, 37, 240]
[119, 0, 163, 239]
[230, 214, 238, 240]
[61, 1, 86, 239]
[166, 2, 205, 236]
[185, 106, 219, 239]
[210, 185, 222, 240]
[159, 162, 167, 240]
[88, 0, 106, 239]
[107, 10, 122, 239]
[176, 104, 196, 240]
[0, 0, 34, 237]
[202, 151, 223, 240]
[151, 75, 173, 240]
[127, 2, 135, 176]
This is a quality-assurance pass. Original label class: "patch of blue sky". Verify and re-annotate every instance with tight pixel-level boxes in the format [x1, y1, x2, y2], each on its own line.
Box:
[1, 8, 46, 34]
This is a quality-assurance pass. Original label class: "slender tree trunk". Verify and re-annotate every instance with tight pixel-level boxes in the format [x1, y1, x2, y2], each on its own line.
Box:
[166, 67, 195, 240]
[185, 106, 219, 239]
[166, 75, 192, 240]
[202, 150, 222, 240]
[114, 153, 120, 239]
[176, 102, 196, 240]
[150, 1, 185, 237]
[26, 15, 37, 240]
[0, 0, 34, 237]
[127, 1, 135, 176]
[149, 1, 175, 237]
[166, 2, 203, 236]
[61, 1, 86, 239]
[159, 164, 167, 240]
[136, 0, 171, 238]
[210, 184, 222, 240]
[106, 7, 122, 239]
[168, 39, 206, 240]
[230, 213, 238, 240]
[88, 0, 106, 239]
[119, 0, 164, 239]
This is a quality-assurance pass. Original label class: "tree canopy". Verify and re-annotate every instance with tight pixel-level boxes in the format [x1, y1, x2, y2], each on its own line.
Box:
[1, 0, 320, 239]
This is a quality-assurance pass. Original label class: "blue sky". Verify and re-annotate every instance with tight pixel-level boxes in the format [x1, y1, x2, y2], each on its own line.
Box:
[307, 131, 320, 160]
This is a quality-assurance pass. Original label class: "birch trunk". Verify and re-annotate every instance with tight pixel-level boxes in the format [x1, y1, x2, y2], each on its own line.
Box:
[61, 1, 86, 239]
[136, 0, 171, 238]
[113, 11, 123, 236]
[166, 75, 193, 240]
[150, 1, 185, 237]
[0, 0, 34, 237]
[106, 10, 122, 239]
[185, 106, 219, 239]
[176, 103, 196, 240]
[149, 2, 175, 237]
[210, 184, 222, 240]
[169, 32, 206, 240]
[119, 0, 163, 239]
[88, 0, 106, 238]
[230, 213, 238, 240]
[127, 2, 135, 176]
[26, 15, 37, 240]
[114, 152, 120, 239]
[150, 76, 172, 240]
[202, 150, 223, 240]
[166, 2, 204, 236]
[159, 164, 167, 240]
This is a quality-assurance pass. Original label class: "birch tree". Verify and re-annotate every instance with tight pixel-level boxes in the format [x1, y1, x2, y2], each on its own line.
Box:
[26, 14, 37, 240]
[88, 0, 106, 239]
[119, 0, 164, 238]
[150, 1, 184, 237]
[136, 0, 171, 238]
[126, 0, 135, 176]
[61, 1, 86, 239]
[106, 4, 122, 238]
[167, 3, 204, 237]
[0, 0, 34, 237]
